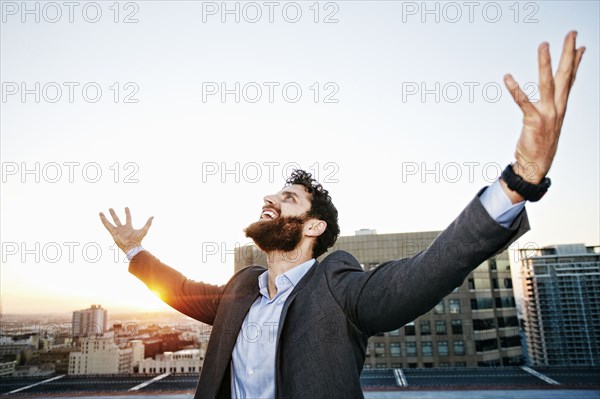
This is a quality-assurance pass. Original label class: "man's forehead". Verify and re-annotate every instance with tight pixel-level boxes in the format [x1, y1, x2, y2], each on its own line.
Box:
[278, 184, 311, 200]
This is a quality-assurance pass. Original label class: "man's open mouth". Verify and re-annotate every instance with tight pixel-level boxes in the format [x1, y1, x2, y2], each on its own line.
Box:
[261, 208, 278, 220]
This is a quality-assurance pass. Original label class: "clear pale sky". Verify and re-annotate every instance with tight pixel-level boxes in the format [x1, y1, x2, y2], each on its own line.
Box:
[1, 1, 598, 314]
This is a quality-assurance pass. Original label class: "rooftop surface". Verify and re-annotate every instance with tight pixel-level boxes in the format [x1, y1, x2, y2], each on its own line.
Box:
[1, 367, 598, 397]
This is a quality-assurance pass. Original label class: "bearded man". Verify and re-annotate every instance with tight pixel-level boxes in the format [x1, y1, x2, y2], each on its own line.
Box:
[100, 32, 585, 399]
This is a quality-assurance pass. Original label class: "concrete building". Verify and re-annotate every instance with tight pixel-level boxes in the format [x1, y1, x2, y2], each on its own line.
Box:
[0, 332, 40, 365]
[0, 360, 17, 377]
[519, 244, 600, 366]
[137, 349, 204, 374]
[68, 337, 144, 375]
[72, 305, 108, 338]
[38, 348, 78, 374]
[234, 230, 523, 368]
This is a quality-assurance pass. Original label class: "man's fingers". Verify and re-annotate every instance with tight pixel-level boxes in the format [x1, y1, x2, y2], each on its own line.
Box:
[553, 45, 585, 133]
[570, 46, 586, 88]
[125, 207, 132, 226]
[537, 42, 555, 105]
[142, 216, 154, 234]
[504, 74, 536, 115]
[99, 212, 116, 234]
[109, 208, 123, 226]
[554, 31, 578, 106]
[556, 31, 577, 79]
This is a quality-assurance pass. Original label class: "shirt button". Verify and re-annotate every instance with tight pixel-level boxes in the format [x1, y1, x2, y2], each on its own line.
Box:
[249, 370, 254, 376]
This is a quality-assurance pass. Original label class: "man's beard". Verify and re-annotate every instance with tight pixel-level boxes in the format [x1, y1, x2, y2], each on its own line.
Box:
[244, 214, 309, 253]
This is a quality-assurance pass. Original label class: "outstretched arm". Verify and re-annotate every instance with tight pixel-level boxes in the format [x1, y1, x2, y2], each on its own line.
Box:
[332, 31, 585, 335]
[99, 208, 222, 324]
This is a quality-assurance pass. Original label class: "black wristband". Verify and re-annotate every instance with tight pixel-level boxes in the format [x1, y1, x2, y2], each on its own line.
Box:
[500, 164, 551, 202]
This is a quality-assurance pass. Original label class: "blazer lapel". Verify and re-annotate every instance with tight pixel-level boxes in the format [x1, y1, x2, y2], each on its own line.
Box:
[215, 270, 262, 373]
[276, 260, 319, 346]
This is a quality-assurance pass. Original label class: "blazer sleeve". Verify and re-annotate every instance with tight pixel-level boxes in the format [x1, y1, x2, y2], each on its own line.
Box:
[327, 189, 530, 336]
[128, 250, 224, 325]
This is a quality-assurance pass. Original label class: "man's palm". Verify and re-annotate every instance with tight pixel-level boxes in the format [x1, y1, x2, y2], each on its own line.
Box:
[504, 31, 585, 183]
[99, 207, 153, 252]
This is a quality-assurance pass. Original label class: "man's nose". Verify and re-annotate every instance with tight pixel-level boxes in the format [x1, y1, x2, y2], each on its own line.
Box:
[263, 194, 276, 205]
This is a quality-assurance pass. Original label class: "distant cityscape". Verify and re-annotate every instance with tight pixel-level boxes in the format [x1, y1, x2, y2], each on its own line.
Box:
[1, 230, 599, 395]
[1, 305, 210, 378]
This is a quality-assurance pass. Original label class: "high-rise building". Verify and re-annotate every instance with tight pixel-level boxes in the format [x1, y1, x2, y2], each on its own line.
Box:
[519, 244, 600, 366]
[234, 230, 523, 367]
[72, 305, 108, 338]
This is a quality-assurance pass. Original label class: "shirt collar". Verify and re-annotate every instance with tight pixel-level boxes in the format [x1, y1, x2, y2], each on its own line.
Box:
[258, 258, 316, 292]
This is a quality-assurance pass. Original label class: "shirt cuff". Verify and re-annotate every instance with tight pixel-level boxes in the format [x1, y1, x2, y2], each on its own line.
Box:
[126, 246, 145, 261]
[479, 179, 526, 228]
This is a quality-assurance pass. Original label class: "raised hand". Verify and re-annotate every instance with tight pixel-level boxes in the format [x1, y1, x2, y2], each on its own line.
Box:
[504, 30, 585, 187]
[99, 207, 153, 253]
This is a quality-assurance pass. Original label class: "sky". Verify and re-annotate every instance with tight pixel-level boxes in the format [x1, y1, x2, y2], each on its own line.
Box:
[1, 1, 599, 315]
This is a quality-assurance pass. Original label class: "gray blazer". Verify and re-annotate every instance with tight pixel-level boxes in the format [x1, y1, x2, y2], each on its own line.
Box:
[129, 190, 529, 398]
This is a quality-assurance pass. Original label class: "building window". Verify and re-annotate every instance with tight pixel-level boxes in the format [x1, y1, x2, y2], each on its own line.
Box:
[390, 343, 401, 357]
[475, 338, 498, 352]
[437, 341, 449, 356]
[489, 258, 497, 270]
[435, 320, 447, 335]
[468, 279, 475, 290]
[376, 363, 387, 369]
[449, 299, 461, 314]
[404, 322, 415, 336]
[453, 340, 465, 355]
[455, 361, 467, 367]
[422, 342, 433, 357]
[389, 329, 401, 336]
[434, 301, 445, 314]
[420, 321, 431, 335]
[451, 320, 463, 334]
[497, 316, 519, 328]
[470, 297, 493, 310]
[492, 278, 499, 289]
[406, 342, 417, 357]
[500, 336, 521, 348]
[473, 318, 496, 331]
[374, 342, 386, 358]
[439, 362, 451, 368]
[495, 297, 516, 308]
[504, 278, 513, 289]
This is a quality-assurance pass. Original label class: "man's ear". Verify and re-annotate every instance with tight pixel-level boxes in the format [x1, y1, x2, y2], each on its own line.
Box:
[305, 219, 327, 237]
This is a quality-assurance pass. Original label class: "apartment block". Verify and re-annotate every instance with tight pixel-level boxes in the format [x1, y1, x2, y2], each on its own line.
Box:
[72, 305, 108, 338]
[520, 244, 600, 366]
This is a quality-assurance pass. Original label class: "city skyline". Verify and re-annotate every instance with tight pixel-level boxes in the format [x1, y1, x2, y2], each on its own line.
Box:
[1, 1, 599, 314]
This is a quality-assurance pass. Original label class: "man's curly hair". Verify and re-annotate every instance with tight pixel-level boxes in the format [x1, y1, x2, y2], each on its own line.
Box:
[285, 169, 340, 258]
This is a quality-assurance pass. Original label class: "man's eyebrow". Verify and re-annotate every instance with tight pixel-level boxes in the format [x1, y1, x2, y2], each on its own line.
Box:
[280, 190, 300, 199]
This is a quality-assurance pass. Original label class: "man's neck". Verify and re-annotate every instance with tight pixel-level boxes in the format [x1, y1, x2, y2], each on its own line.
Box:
[264, 246, 313, 299]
